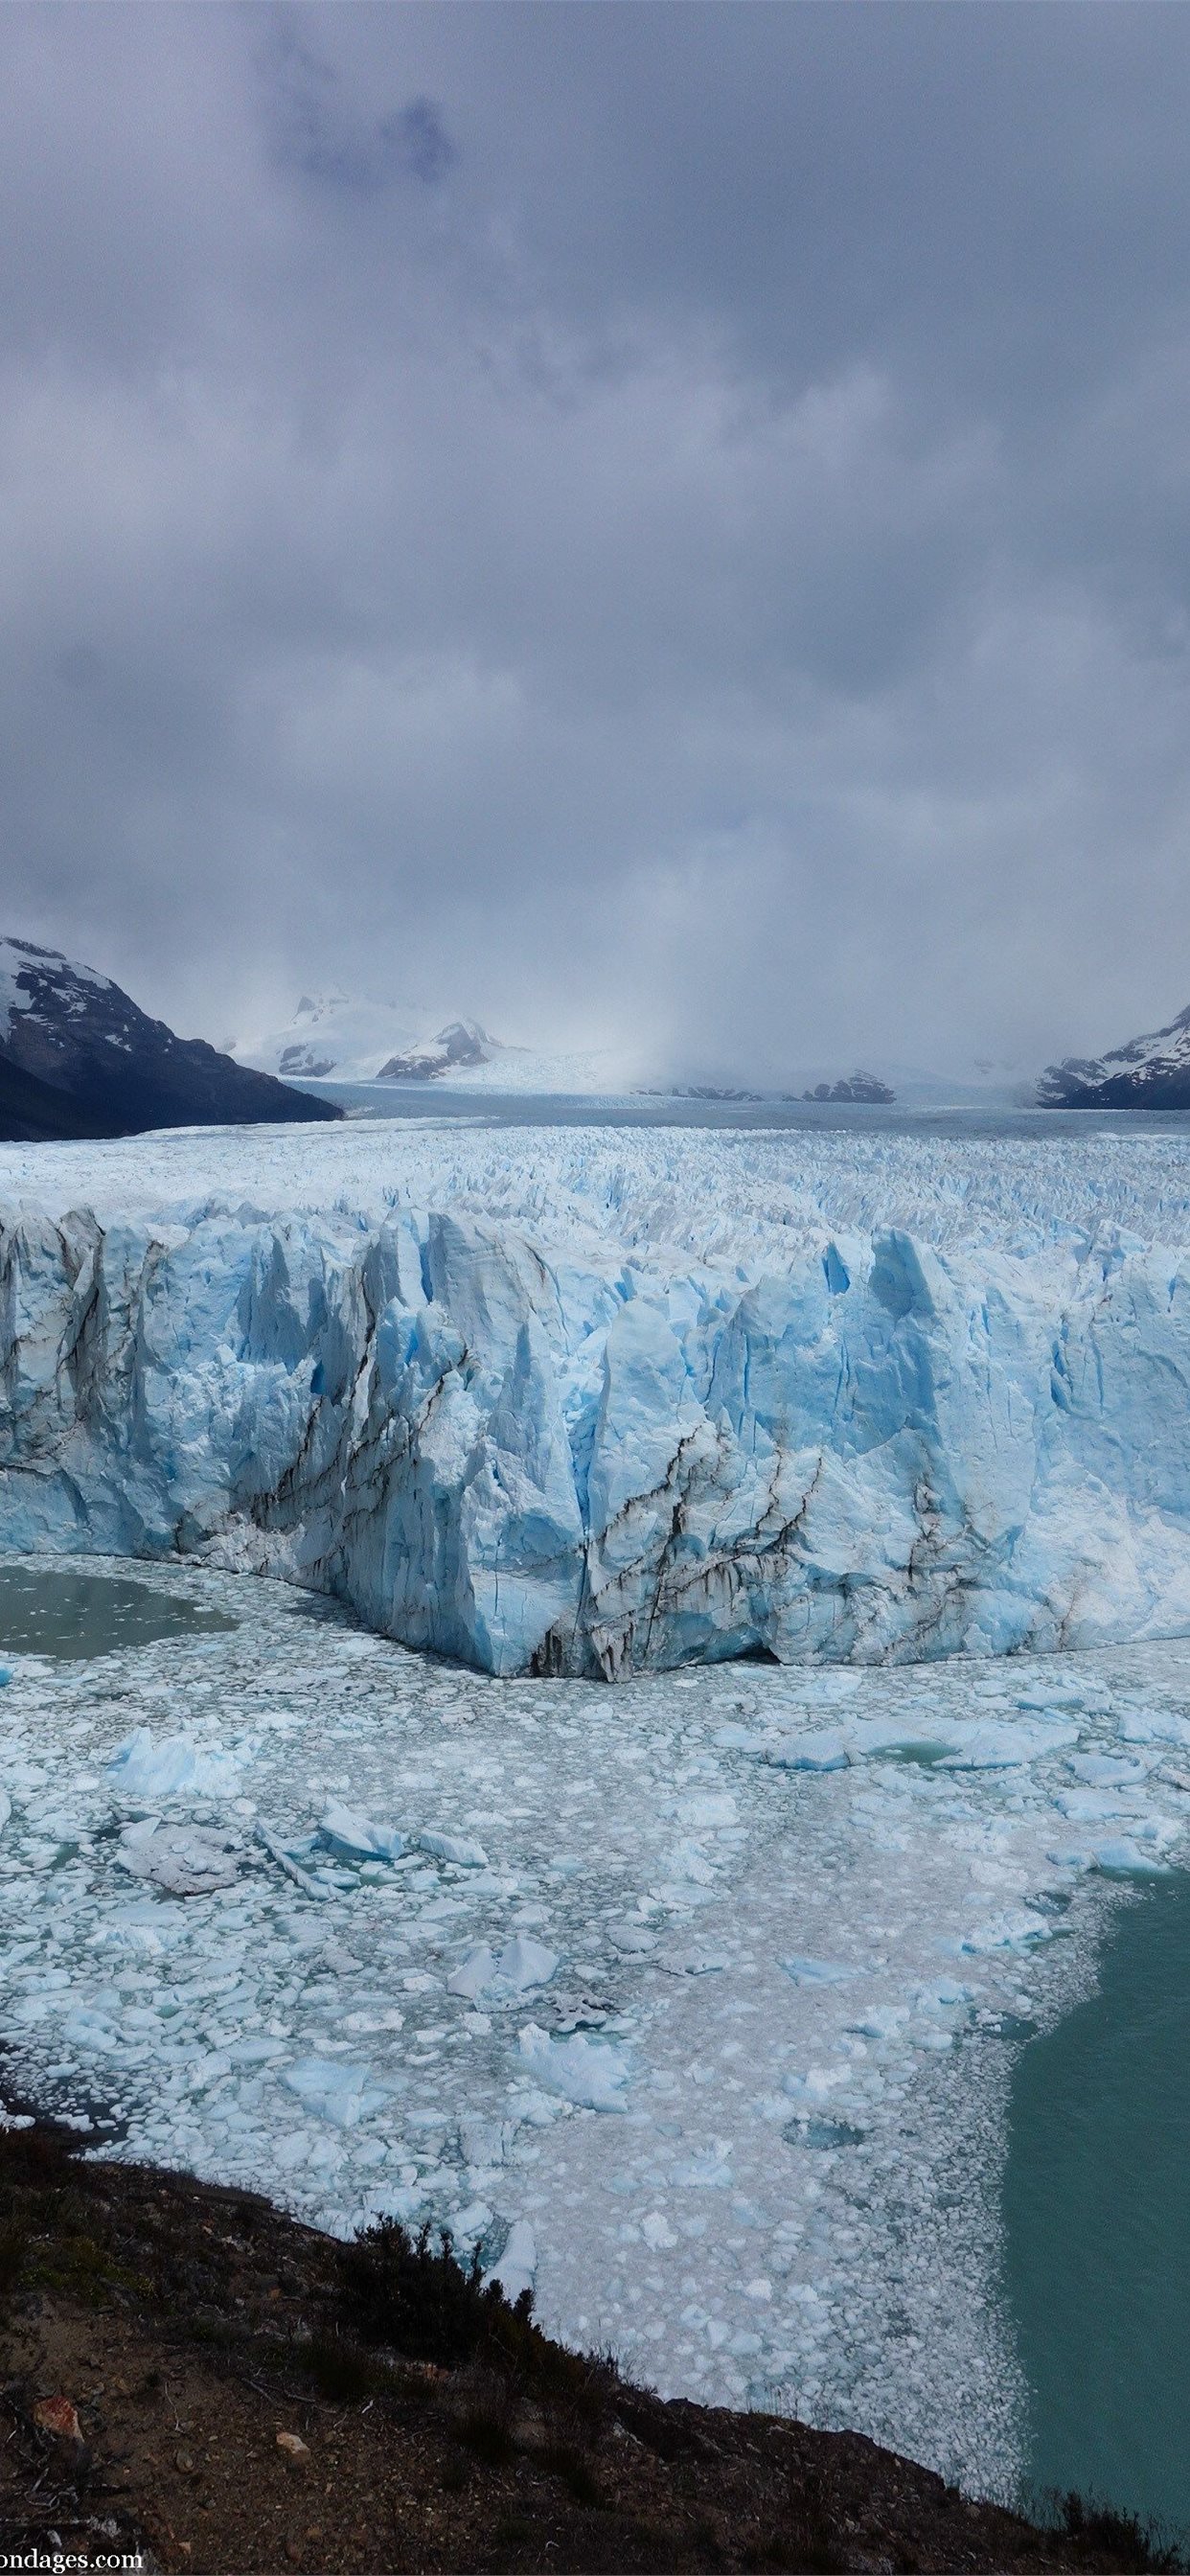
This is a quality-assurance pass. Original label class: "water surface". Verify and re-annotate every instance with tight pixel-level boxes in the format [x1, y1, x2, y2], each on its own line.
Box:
[317, 1080, 1190, 1144]
[0, 1563, 237, 1660]
[1004, 1873, 1190, 2542]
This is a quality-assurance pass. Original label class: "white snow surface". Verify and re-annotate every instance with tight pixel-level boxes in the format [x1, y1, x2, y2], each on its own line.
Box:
[6, 1116, 1190, 1673]
[2, 1556, 1188, 2496]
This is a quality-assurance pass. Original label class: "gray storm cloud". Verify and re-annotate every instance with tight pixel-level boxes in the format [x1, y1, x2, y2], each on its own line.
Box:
[3, 1, 1190, 1079]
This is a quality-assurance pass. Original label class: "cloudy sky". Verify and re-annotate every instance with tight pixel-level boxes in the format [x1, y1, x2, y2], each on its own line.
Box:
[4, 3, 1190, 1081]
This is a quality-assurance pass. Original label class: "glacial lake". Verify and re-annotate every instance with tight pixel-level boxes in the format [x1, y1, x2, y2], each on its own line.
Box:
[0, 1562, 237, 1660]
[317, 1080, 1190, 1145]
[1004, 1872, 1190, 2546]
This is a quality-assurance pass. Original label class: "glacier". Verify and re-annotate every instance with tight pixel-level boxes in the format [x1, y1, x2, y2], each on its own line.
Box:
[5, 1117, 1190, 1674]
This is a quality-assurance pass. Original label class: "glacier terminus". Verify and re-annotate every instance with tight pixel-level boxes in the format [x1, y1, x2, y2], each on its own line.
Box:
[2, 1116, 1190, 1676]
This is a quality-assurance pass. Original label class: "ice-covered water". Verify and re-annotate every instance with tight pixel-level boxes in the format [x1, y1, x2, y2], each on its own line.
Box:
[3, 1555, 1189, 2500]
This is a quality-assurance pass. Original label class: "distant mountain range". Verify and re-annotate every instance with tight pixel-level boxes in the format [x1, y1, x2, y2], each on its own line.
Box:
[1038, 1002, 1190, 1109]
[0, 938, 340, 1143]
[232, 991, 1045, 1108]
[15, 940, 1185, 1137]
[229, 989, 637, 1093]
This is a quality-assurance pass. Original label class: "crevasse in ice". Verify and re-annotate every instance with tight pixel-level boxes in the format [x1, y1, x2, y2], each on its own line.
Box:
[4, 1119, 1190, 1673]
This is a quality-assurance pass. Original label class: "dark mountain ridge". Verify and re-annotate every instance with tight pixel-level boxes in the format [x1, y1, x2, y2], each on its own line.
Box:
[1039, 1001, 1190, 1109]
[0, 937, 340, 1142]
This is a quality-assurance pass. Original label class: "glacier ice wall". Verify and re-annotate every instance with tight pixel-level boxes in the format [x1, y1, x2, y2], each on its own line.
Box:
[4, 1168, 1190, 1674]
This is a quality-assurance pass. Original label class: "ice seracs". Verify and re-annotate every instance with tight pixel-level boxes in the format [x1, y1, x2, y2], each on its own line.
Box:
[7, 1118, 1190, 1674]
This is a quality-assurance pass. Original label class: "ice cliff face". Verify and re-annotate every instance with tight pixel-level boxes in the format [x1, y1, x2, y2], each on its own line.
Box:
[4, 1153, 1190, 1674]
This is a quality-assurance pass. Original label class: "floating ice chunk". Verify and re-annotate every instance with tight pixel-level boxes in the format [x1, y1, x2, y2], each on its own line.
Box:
[518, 2021, 629, 2111]
[666, 1838, 717, 1886]
[485, 2218, 537, 2304]
[255, 1820, 325, 1898]
[957, 1909, 1051, 1954]
[447, 1943, 496, 2001]
[641, 2211, 679, 2250]
[115, 1820, 241, 1896]
[494, 1936, 559, 1994]
[317, 1799, 407, 1862]
[416, 1828, 489, 1868]
[846, 2004, 910, 2038]
[1054, 1788, 1131, 1822]
[675, 1792, 737, 1828]
[0, 1790, 10, 1836]
[781, 1956, 859, 1986]
[282, 2057, 387, 2127]
[1120, 1711, 1190, 1750]
[764, 1731, 850, 1772]
[784, 2063, 854, 2104]
[1092, 1836, 1171, 1876]
[0, 1667, 11, 1687]
[106, 1728, 247, 1801]
[548, 1993, 613, 2033]
[446, 2199, 493, 2250]
[655, 1945, 728, 1976]
[674, 2147, 732, 2187]
[938, 1719, 1078, 1769]
[1066, 1753, 1152, 1786]
[448, 1937, 558, 2001]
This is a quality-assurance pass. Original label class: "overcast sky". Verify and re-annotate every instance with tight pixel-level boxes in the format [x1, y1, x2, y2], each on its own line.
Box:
[4, 3, 1190, 1079]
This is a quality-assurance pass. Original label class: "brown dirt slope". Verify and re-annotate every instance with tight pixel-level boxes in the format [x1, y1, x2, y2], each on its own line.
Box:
[0, 2110, 1174, 2576]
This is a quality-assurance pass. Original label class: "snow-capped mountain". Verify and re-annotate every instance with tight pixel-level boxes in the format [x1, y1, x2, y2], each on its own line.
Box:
[1038, 1002, 1190, 1109]
[0, 936, 341, 1143]
[231, 989, 639, 1093]
[376, 1018, 494, 1080]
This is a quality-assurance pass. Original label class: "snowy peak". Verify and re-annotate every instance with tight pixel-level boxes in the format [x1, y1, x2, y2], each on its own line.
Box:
[377, 1019, 494, 1081]
[0, 933, 341, 1142]
[235, 991, 638, 1093]
[1038, 1002, 1190, 1108]
[0, 934, 115, 1038]
[233, 991, 472, 1084]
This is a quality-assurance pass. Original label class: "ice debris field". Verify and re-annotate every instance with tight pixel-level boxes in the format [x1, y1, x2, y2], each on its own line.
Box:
[3, 1558, 1190, 2499]
[5, 1116, 1190, 2494]
[6, 1117, 1190, 1674]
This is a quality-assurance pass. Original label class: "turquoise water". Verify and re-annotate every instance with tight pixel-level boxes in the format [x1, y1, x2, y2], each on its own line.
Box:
[1003, 1874, 1190, 2543]
[0, 1563, 236, 1660]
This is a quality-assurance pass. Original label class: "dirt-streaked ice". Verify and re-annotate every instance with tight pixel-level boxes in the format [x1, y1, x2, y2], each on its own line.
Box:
[6, 1118, 1190, 1674]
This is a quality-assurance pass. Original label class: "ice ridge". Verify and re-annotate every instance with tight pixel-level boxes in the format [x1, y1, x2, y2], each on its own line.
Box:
[4, 1163, 1190, 1674]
